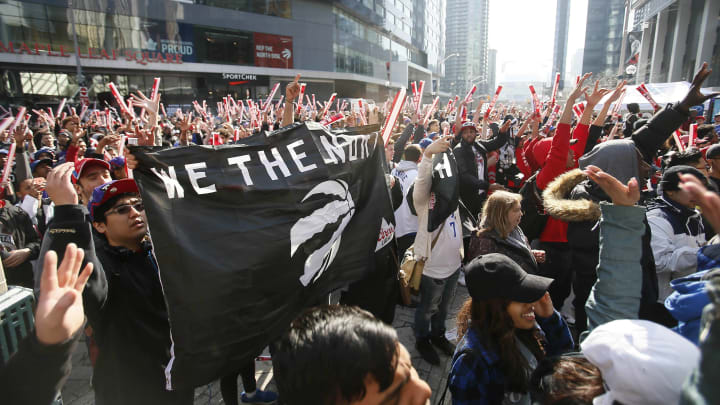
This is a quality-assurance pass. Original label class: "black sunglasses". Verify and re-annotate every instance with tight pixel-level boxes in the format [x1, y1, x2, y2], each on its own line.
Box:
[106, 201, 144, 216]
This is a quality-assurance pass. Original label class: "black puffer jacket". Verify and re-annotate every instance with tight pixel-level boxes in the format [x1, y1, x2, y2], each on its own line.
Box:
[35, 205, 193, 405]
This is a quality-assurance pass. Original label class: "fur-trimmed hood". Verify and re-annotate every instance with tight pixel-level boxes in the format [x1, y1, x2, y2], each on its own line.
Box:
[542, 169, 601, 222]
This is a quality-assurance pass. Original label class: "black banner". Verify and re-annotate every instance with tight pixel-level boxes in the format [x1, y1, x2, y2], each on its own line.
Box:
[131, 122, 393, 389]
[428, 151, 459, 232]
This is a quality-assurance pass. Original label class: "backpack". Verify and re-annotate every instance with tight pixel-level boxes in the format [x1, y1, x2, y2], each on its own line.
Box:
[519, 171, 548, 241]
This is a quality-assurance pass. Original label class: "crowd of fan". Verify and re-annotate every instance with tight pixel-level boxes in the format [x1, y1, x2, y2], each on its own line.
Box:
[1, 63, 720, 405]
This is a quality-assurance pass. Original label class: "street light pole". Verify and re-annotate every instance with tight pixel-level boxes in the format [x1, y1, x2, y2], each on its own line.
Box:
[68, 0, 85, 87]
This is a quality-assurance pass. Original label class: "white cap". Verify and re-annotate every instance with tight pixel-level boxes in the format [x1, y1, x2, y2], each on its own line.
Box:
[581, 319, 699, 405]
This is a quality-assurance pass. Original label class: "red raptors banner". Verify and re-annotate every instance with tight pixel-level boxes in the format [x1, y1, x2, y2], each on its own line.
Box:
[253, 33, 293, 68]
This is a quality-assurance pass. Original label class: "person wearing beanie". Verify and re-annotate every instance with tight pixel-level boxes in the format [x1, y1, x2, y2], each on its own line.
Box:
[447, 253, 573, 404]
[646, 165, 708, 326]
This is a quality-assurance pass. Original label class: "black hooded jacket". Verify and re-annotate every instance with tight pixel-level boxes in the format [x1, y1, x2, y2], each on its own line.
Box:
[1, 203, 40, 288]
[35, 205, 193, 405]
[453, 123, 509, 215]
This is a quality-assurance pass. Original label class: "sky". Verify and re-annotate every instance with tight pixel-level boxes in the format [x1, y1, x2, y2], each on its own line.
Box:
[488, 0, 588, 85]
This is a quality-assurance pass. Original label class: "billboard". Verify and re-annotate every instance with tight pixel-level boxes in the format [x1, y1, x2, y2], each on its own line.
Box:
[253, 33, 293, 68]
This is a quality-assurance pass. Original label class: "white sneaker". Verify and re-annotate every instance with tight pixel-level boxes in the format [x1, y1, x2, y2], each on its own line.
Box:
[458, 272, 466, 286]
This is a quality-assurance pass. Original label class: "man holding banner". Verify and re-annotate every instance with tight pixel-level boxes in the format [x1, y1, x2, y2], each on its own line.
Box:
[38, 164, 194, 405]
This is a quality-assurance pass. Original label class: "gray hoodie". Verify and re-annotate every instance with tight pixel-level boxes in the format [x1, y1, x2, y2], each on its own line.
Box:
[578, 139, 640, 185]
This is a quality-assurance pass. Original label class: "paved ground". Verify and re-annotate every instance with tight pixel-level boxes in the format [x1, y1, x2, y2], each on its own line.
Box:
[62, 285, 469, 404]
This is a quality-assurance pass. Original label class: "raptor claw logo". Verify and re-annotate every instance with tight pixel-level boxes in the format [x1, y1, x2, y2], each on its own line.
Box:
[291, 180, 355, 286]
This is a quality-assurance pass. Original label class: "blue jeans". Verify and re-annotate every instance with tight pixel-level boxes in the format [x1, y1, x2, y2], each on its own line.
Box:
[414, 268, 460, 339]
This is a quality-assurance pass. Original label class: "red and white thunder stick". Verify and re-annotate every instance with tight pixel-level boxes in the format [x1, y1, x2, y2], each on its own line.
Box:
[547, 104, 561, 123]
[321, 113, 345, 126]
[56, 98, 66, 118]
[320, 93, 337, 118]
[415, 81, 425, 116]
[635, 84, 660, 110]
[381, 87, 406, 146]
[296, 83, 307, 114]
[140, 77, 161, 119]
[357, 99, 368, 125]
[423, 96, 440, 125]
[550, 73, 560, 108]
[572, 102, 585, 119]
[105, 109, 113, 129]
[529, 85, 541, 115]
[689, 123, 698, 148]
[610, 89, 627, 120]
[108, 83, 135, 118]
[484, 85, 503, 119]
[463, 85, 477, 105]
[0, 142, 17, 194]
[410, 82, 418, 108]
[79, 103, 88, 121]
[263, 83, 280, 112]
[0, 117, 13, 134]
[673, 130, 685, 152]
[9, 107, 26, 133]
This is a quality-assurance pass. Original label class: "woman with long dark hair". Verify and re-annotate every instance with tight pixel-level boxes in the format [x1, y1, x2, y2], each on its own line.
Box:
[448, 253, 573, 404]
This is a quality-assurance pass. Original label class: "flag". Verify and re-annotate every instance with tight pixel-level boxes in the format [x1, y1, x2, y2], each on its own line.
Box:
[428, 150, 459, 232]
[405, 150, 460, 232]
[130, 122, 394, 389]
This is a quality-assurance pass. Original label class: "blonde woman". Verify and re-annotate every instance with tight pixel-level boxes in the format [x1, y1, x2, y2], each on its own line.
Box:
[466, 191, 545, 274]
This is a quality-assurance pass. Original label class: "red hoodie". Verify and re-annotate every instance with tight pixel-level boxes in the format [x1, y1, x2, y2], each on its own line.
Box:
[536, 123, 589, 243]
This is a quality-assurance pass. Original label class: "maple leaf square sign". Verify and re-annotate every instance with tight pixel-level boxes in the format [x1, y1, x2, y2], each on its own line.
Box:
[130, 122, 392, 390]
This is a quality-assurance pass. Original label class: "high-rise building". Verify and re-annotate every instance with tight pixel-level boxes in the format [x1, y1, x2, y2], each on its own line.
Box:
[632, 0, 719, 87]
[551, 0, 571, 91]
[582, 0, 626, 85]
[442, 0, 490, 96]
[0, 0, 447, 105]
[487, 49, 497, 92]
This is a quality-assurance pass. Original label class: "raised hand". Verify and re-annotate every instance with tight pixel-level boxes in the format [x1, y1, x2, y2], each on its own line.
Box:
[534, 292, 554, 318]
[424, 135, 453, 158]
[130, 90, 159, 115]
[584, 165, 640, 206]
[679, 62, 720, 112]
[607, 80, 626, 103]
[35, 243, 94, 345]
[13, 123, 28, 150]
[45, 162, 78, 206]
[583, 80, 611, 107]
[285, 74, 301, 102]
[680, 173, 720, 231]
[568, 73, 592, 102]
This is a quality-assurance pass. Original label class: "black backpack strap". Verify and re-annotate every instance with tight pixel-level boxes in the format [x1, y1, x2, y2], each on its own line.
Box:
[436, 348, 481, 405]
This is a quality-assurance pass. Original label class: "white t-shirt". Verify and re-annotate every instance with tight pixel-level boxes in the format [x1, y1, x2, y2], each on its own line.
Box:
[423, 211, 463, 279]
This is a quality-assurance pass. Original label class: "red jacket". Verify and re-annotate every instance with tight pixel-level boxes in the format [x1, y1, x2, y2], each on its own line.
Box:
[537, 123, 590, 243]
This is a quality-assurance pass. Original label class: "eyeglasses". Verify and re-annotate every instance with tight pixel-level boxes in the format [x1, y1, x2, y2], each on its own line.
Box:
[105, 202, 144, 216]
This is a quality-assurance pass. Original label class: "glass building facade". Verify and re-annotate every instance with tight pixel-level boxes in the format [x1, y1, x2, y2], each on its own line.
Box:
[0, 0, 447, 106]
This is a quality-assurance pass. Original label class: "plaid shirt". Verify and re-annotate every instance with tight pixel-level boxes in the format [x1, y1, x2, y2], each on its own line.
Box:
[448, 311, 573, 404]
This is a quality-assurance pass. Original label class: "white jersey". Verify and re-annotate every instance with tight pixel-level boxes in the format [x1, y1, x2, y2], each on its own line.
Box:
[391, 160, 419, 238]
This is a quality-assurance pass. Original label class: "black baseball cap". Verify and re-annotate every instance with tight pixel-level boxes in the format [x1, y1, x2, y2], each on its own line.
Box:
[465, 253, 552, 303]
